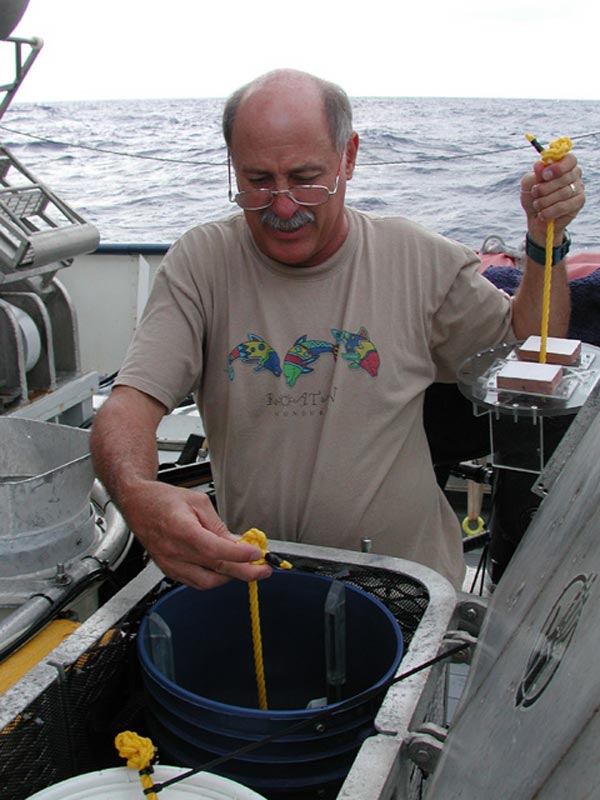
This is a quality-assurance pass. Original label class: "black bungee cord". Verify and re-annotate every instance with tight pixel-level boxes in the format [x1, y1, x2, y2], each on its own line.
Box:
[145, 639, 469, 795]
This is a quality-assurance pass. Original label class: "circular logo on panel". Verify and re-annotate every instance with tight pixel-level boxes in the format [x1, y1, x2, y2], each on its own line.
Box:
[515, 573, 596, 709]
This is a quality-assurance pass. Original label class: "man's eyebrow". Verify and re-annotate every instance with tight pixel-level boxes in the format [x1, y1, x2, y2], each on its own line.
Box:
[241, 162, 325, 176]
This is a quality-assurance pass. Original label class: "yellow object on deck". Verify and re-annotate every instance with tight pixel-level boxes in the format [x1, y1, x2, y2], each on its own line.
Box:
[115, 730, 158, 800]
[0, 618, 80, 695]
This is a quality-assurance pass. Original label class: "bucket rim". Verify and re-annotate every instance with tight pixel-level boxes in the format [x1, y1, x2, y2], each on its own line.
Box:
[24, 764, 267, 799]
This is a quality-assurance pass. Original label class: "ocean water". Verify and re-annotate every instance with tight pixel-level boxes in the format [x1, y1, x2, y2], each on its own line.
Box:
[2, 95, 599, 252]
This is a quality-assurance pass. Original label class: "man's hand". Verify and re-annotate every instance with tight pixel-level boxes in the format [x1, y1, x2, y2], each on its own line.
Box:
[90, 385, 271, 590]
[520, 152, 585, 246]
[512, 151, 585, 339]
[120, 479, 272, 590]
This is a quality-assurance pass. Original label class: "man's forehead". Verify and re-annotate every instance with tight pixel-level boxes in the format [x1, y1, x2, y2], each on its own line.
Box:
[232, 80, 329, 141]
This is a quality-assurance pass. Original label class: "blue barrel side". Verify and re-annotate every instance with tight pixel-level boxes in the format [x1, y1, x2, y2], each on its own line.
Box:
[138, 571, 403, 796]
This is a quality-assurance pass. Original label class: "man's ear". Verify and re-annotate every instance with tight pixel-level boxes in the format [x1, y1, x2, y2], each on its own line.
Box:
[344, 132, 360, 180]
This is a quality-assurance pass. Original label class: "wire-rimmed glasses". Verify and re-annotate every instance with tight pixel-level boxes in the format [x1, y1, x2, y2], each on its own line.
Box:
[227, 152, 344, 211]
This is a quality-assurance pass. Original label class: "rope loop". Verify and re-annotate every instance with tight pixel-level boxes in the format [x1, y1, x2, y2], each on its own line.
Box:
[462, 515, 485, 536]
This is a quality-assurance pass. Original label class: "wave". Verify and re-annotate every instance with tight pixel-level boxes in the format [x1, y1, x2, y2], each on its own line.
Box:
[3, 96, 599, 248]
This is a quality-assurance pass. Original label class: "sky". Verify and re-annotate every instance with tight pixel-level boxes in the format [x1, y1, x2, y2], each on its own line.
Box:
[5, 0, 600, 103]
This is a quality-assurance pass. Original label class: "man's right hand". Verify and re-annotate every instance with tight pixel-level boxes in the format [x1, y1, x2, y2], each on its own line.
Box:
[118, 478, 271, 589]
[90, 385, 271, 589]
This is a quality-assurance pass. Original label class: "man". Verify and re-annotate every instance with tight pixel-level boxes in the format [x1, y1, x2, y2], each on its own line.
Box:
[90, 69, 584, 590]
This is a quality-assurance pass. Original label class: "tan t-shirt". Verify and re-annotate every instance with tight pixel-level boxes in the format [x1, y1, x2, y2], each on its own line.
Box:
[115, 207, 512, 587]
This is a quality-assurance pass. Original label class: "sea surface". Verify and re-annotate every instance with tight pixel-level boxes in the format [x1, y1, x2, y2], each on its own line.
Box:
[2, 96, 599, 252]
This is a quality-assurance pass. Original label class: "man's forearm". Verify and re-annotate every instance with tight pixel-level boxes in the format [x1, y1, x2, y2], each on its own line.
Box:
[90, 387, 166, 515]
[511, 256, 570, 340]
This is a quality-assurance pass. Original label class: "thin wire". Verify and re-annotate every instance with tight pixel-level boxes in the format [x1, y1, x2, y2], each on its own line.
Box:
[0, 123, 598, 169]
[148, 640, 469, 795]
[361, 131, 599, 166]
[0, 123, 220, 166]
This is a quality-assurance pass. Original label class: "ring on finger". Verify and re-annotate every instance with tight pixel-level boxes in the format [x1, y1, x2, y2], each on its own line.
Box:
[569, 182, 576, 194]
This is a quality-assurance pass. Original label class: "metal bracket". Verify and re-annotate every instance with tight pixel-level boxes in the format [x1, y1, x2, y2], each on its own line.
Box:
[405, 722, 448, 775]
[454, 594, 488, 637]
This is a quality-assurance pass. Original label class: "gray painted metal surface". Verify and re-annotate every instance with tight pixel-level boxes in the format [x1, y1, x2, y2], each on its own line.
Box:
[424, 382, 600, 798]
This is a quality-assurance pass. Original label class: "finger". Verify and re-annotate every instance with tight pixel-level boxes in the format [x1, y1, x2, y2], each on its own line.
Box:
[562, 179, 580, 201]
[158, 557, 235, 591]
[532, 182, 585, 219]
[533, 152, 578, 181]
[214, 559, 273, 583]
[202, 532, 267, 565]
[532, 167, 581, 200]
[141, 515, 266, 576]
[151, 546, 272, 589]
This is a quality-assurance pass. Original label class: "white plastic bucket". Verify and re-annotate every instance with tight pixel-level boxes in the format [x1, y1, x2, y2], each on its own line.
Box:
[26, 765, 267, 799]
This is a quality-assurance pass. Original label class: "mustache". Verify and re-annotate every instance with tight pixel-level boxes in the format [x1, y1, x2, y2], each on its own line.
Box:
[260, 208, 315, 232]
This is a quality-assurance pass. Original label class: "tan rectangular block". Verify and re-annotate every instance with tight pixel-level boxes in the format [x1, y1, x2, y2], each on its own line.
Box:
[517, 335, 581, 366]
[496, 361, 563, 394]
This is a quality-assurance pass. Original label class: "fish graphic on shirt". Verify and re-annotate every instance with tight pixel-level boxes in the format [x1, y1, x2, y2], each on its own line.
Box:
[228, 334, 282, 380]
[283, 335, 338, 387]
[331, 326, 380, 376]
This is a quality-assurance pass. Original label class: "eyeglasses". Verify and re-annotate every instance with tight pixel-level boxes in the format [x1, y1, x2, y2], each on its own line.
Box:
[227, 151, 344, 211]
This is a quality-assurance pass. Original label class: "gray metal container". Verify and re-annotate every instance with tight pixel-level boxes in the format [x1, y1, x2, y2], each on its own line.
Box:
[0, 417, 95, 576]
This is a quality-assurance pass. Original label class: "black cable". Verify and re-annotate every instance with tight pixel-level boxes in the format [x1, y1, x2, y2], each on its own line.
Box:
[0, 562, 115, 662]
[148, 640, 469, 795]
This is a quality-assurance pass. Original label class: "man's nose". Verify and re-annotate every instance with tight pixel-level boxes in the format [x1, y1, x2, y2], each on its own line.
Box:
[269, 189, 300, 218]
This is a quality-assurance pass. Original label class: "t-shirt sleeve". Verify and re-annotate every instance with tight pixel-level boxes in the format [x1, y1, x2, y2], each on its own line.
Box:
[430, 250, 513, 382]
[114, 237, 206, 412]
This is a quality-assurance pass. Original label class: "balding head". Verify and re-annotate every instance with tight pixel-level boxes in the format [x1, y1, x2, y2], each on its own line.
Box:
[222, 69, 353, 154]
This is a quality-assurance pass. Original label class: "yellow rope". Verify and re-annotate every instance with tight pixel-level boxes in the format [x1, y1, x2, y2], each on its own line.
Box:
[540, 218, 554, 364]
[240, 528, 292, 711]
[248, 578, 268, 710]
[115, 730, 158, 799]
[527, 135, 573, 363]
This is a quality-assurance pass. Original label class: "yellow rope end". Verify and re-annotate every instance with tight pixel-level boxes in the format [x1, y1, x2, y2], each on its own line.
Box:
[115, 730, 156, 770]
[541, 136, 573, 165]
[115, 731, 158, 799]
[240, 528, 293, 569]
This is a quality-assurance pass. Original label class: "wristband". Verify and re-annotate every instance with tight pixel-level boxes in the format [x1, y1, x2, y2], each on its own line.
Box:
[525, 231, 571, 266]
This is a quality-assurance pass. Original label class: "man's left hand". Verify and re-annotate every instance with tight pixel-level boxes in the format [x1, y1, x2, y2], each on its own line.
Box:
[520, 152, 585, 246]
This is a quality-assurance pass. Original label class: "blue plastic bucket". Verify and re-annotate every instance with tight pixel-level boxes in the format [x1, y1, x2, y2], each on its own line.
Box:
[138, 571, 403, 798]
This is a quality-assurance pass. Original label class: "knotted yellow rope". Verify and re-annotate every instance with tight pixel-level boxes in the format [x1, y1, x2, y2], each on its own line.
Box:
[241, 528, 291, 710]
[526, 134, 573, 363]
[115, 730, 158, 799]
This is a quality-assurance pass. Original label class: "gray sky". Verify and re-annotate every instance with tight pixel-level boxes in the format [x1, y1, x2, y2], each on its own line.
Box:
[8, 0, 600, 102]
